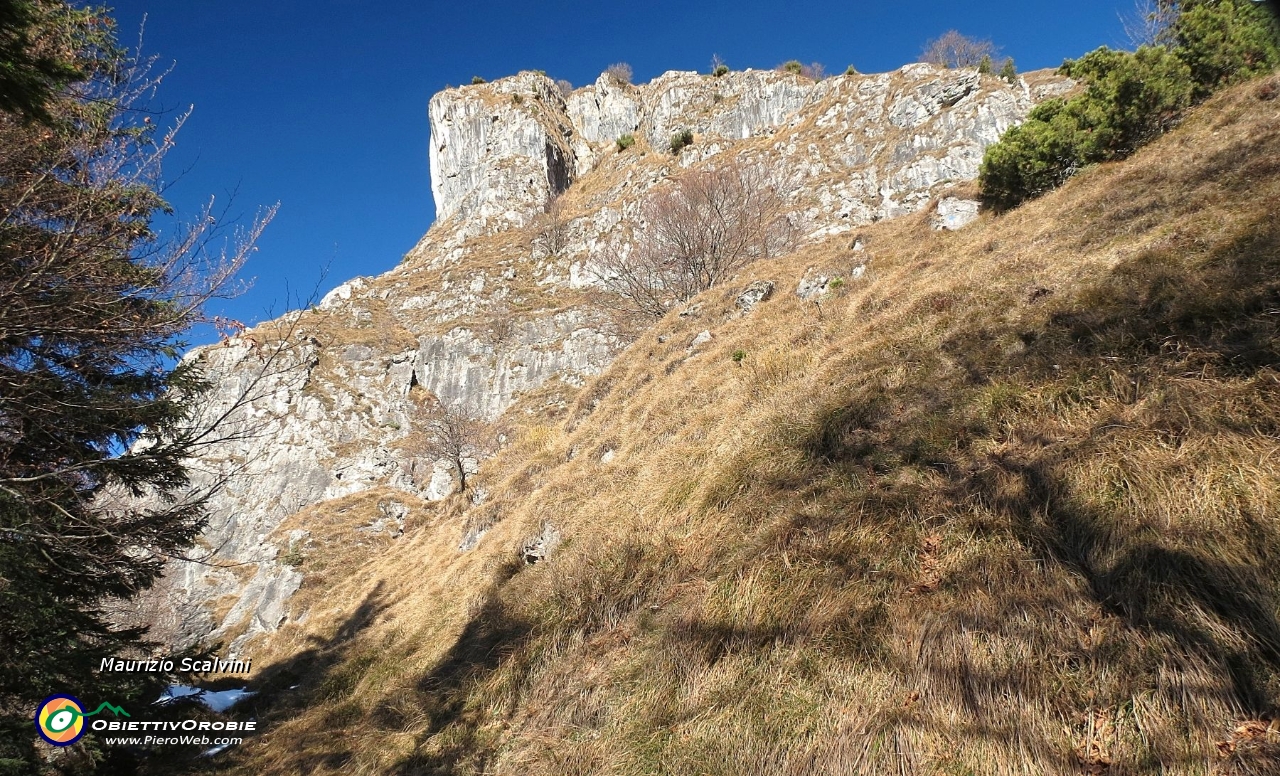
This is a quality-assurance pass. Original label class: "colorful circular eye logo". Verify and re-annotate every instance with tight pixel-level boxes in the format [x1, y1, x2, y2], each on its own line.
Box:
[35, 695, 86, 746]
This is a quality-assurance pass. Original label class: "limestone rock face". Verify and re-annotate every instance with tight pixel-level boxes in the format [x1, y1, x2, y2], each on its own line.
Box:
[427, 64, 1069, 240]
[147, 261, 621, 647]
[145, 62, 1070, 651]
[934, 197, 982, 230]
[638, 69, 814, 149]
[413, 310, 614, 422]
[566, 74, 643, 147]
[428, 72, 575, 234]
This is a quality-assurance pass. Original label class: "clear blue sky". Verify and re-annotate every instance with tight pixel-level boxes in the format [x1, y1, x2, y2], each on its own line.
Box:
[104, 1, 1136, 343]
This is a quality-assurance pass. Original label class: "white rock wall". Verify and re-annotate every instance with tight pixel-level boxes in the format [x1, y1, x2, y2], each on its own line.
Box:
[429, 72, 574, 233]
[428, 64, 1065, 240]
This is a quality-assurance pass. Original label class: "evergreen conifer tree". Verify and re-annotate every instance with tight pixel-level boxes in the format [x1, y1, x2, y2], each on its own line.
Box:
[0, 3, 273, 770]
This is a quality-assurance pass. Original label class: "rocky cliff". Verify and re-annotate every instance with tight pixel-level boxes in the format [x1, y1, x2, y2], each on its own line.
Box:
[143, 63, 1070, 652]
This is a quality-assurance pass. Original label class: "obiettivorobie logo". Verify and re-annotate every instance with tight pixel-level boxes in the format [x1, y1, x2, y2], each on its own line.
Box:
[35, 691, 257, 750]
[35, 695, 130, 747]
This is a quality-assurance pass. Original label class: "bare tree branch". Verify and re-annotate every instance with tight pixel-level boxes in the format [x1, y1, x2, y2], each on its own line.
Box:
[921, 30, 999, 69]
[1121, 0, 1179, 49]
[593, 158, 795, 319]
[410, 400, 490, 494]
[531, 193, 571, 258]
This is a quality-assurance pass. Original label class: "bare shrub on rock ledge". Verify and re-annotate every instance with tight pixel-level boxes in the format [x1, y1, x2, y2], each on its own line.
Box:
[532, 194, 570, 257]
[416, 401, 490, 494]
[604, 62, 633, 85]
[595, 159, 795, 319]
[921, 30, 999, 69]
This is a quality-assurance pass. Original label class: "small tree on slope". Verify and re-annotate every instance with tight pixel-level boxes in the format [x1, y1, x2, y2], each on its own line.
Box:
[921, 30, 999, 69]
[419, 402, 489, 494]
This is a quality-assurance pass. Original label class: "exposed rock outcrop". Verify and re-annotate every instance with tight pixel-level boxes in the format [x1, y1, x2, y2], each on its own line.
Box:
[934, 196, 981, 230]
[427, 64, 1068, 243]
[735, 280, 775, 314]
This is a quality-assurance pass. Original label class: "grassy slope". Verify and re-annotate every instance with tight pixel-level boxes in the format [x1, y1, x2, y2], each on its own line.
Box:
[208, 77, 1280, 776]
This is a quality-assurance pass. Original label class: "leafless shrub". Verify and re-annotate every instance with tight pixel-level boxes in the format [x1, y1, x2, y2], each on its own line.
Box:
[594, 159, 795, 319]
[604, 62, 633, 85]
[775, 61, 825, 80]
[1121, 0, 1178, 48]
[555, 78, 574, 97]
[415, 401, 490, 493]
[484, 302, 520, 348]
[921, 30, 998, 69]
[532, 194, 571, 257]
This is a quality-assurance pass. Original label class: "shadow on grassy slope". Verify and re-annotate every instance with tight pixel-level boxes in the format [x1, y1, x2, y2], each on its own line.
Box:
[162, 583, 395, 775]
[388, 105, 1280, 775]
[777, 208, 1280, 770]
[388, 583, 532, 775]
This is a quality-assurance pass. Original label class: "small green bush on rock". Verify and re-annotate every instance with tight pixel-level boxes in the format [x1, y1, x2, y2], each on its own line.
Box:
[616, 133, 636, 152]
[669, 129, 694, 154]
[999, 58, 1018, 84]
[980, 45, 1193, 211]
[282, 543, 305, 567]
[979, 0, 1279, 211]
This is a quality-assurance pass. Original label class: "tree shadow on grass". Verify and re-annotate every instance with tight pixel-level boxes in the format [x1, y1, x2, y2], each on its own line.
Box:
[372, 210, 1280, 774]
[385, 534, 685, 773]
[161, 558, 531, 776]
[772, 212, 1280, 770]
[382, 558, 530, 775]
[980, 453, 1280, 706]
[156, 581, 393, 775]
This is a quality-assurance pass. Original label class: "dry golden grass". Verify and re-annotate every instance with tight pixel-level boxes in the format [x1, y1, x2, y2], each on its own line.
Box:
[170, 77, 1280, 776]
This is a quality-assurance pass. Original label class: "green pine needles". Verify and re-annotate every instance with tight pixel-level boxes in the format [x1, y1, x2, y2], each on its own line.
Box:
[979, 0, 1280, 211]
